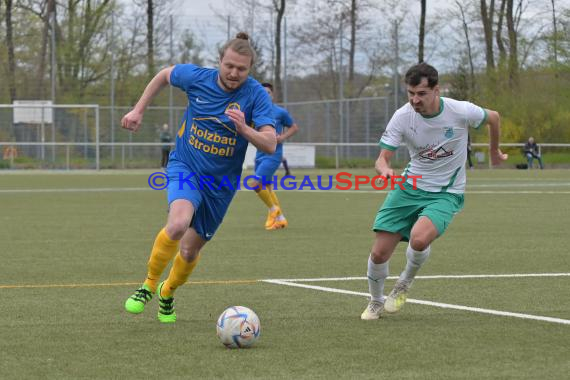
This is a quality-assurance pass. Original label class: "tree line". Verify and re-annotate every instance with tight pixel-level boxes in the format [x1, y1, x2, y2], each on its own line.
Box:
[1, 0, 569, 142]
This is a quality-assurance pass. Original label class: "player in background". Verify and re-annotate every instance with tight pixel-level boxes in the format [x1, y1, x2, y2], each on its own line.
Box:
[159, 123, 172, 168]
[281, 157, 292, 176]
[121, 32, 276, 323]
[251, 82, 299, 230]
[361, 62, 508, 320]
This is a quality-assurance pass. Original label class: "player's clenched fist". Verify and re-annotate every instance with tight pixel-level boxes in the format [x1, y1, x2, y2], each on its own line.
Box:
[121, 110, 143, 132]
[490, 149, 508, 166]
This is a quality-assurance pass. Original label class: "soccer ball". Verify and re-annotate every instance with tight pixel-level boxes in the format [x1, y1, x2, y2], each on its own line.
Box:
[216, 306, 261, 348]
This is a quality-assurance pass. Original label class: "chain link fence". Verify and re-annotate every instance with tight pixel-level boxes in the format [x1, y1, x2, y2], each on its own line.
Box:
[0, 97, 398, 170]
[3, 101, 570, 170]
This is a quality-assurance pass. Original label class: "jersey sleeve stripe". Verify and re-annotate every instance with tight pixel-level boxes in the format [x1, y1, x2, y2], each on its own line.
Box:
[474, 108, 488, 129]
[379, 141, 398, 151]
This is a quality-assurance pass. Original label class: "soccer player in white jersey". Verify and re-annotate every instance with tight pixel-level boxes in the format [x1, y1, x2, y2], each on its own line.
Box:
[361, 62, 508, 320]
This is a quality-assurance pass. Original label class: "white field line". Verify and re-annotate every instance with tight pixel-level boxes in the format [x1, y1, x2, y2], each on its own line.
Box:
[277, 190, 570, 194]
[0, 187, 150, 193]
[262, 279, 570, 326]
[468, 183, 570, 188]
[2, 187, 570, 195]
[464, 191, 570, 194]
[267, 273, 570, 282]
[320, 182, 570, 189]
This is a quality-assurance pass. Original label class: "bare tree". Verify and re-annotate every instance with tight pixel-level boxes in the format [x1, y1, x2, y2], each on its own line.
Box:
[480, 0, 495, 72]
[496, 0, 507, 68]
[115, 11, 147, 104]
[57, 0, 113, 100]
[146, 0, 154, 77]
[418, 0, 426, 62]
[506, 0, 518, 85]
[4, 0, 16, 102]
[343, 0, 375, 96]
[348, 0, 357, 80]
[454, 1, 474, 93]
[178, 29, 204, 66]
[290, 1, 344, 99]
[551, 0, 558, 66]
[345, 0, 374, 95]
[17, 0, 53, 99]
[212, 0, 271, 72]
[248, 36, 270, 80]
[290, 0, 375, 98]
[519, 24, 546, 69]
[272, 0, 285, 101]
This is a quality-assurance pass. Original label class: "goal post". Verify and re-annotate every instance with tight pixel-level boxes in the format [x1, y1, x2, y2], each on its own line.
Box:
[0, 103, 100, 170]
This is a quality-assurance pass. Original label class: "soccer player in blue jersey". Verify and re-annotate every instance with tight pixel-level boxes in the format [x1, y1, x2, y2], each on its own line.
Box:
[251, 82, 299, 230]
[121, 32, 276, 323]
[361, 63, 508, 320]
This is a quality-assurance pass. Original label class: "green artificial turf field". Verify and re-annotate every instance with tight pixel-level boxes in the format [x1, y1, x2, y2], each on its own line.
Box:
[0, 169, 568, 379]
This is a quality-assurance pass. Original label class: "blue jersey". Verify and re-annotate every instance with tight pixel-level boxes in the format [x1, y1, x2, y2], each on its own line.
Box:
[255, 104, 294, 161]
[169, 64, 274, 197]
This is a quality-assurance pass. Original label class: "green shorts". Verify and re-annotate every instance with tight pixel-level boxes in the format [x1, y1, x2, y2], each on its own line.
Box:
[372, 181, 464, 241]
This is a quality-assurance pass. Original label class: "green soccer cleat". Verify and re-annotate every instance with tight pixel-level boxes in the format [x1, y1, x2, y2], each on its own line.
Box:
[384, 279, 412, 314]
[157, 281, 176, 323]
[125, 284, 153, 314]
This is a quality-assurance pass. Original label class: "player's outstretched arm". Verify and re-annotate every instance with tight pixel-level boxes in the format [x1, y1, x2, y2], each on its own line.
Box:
[485, 109, 508, 166]
[121, 66, 175, 132]
[225, 109, 277, 154]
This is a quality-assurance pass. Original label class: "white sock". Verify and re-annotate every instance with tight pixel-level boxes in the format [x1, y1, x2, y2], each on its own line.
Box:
[400, 244, 431, 282]
[367, 256, 389, 302]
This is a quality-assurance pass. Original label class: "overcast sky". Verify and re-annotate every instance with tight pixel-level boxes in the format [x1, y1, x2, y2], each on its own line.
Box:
[173, 0, 226, 17]
[174, 0, 570, 17]
[166, 0, 569, 73]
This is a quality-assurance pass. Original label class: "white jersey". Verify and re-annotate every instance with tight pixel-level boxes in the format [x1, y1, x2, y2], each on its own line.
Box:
[380, 97, 487, 193]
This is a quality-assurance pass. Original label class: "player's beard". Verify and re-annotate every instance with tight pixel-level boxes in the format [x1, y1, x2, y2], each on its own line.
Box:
[219, 76, 243, 91]
[412, 98, 436, 115]
[412, 103, 424, 113]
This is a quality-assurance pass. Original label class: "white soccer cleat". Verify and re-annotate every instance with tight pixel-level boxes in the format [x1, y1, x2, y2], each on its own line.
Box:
[384, 279, 412, 314]
[360, 300, 384, 320]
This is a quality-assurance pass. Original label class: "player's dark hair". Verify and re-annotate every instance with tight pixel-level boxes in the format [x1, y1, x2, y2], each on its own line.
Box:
[405, 62, 438, 88]
[261, 82, 273, 91]
[219, 32, 256, 66]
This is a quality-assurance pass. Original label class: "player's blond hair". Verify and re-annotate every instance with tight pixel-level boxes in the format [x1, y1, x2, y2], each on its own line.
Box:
[219, 32, 256, 66]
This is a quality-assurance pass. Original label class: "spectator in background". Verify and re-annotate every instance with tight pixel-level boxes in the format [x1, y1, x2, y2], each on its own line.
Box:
[251, 82, 300, 230]
[159, 123, 172, 168]
[281, 157, 292, 176]
[524, 137, 544, 169]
